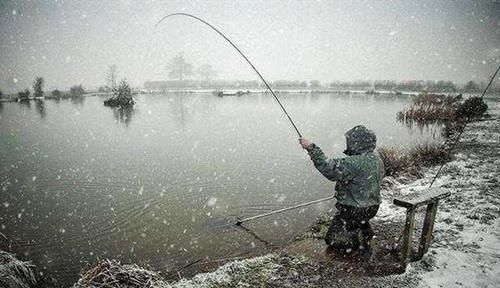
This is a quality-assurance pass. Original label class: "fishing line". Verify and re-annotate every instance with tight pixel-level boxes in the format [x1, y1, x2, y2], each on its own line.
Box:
[154, 13, 302, 138]
[429, 64, 500, 187]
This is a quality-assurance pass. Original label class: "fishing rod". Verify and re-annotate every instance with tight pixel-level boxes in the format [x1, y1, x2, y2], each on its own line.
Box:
[429, 64, 500, 187]
[235, 195, 335, 225]
[155, 13, 336, 227]
[238, 65, 499, 224]
[155, 13, 302, 138]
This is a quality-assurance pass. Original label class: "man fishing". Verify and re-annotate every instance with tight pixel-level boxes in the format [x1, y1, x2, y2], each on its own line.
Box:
[299, 125, 385, 256]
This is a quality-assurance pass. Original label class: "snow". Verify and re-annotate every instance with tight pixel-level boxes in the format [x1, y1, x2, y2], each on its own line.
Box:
[172, 254, 282, 288]
[167, 101, 500, 287]
[206, 197, 217, 207]
[399, 103, 500, 287]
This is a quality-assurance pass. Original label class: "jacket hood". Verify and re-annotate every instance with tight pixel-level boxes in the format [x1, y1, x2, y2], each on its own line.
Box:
[343, 125, 377, 155]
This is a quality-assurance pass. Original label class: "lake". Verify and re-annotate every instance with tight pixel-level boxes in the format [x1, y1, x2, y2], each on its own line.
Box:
[0, 92, 442, 285]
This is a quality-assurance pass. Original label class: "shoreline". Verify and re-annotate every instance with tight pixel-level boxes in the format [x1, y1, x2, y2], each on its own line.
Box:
[2, 90, 496, 102]
[75, 99, 500, 287]
[2, 99, 498, 287]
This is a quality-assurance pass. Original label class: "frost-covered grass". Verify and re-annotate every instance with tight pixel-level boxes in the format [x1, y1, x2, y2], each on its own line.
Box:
[397, 93, 489, 126]
[397, 93, 460, 124]
[377, 142, 451, 177]
[384, 101, 500, 287]
[172, 254, 310, 288]
[73, 254, 315, 288]
[0, 250, 40, 288]
[73, 259, 170, 288]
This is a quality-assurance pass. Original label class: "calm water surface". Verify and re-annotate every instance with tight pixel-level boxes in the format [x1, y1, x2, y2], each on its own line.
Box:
[0, 93, 442, 285]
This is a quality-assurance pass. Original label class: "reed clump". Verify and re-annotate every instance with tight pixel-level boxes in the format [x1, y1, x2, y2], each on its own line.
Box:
[73, 259, 170, 288]
[397, 93, 489, 127]
[397, 93, 461, 124]
[378, 143, 451, 177]
[0, 250, 41, 288]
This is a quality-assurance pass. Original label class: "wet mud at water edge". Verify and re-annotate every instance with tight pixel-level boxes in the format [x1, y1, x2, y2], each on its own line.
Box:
[0, 93, 443, 285]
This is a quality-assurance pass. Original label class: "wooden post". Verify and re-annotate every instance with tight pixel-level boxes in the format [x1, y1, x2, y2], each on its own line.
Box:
[417, 201, 438, 260]
[401, 207, 416, 266]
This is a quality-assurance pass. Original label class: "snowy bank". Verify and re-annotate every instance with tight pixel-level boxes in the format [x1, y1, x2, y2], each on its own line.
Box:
[68, 100, 499, 287]
[7, 101, 498, 288]
[165, 99, 500, 287]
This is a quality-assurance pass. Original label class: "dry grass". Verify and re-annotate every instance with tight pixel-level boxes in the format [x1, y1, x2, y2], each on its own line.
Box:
[455, 96, 489, 119]
[397, 93, 461, 125]
[377, 143, 452, 177]
[0, 251, 40, 288]
[398, 94, 488, 127]
[73, 259, 170, 288]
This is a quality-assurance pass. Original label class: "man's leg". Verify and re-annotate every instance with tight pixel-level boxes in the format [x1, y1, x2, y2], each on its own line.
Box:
[326, 204, 360, 252]
[360, 205, 379, 249]
[325, 207, 347, 249]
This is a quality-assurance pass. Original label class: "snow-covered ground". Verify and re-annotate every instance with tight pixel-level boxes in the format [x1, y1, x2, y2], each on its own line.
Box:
[158, 100, 500, 288]
[400, 101, 500, 287]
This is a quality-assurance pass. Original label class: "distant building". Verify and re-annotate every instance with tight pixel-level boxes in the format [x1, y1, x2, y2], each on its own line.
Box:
[144, 80, 263, 91]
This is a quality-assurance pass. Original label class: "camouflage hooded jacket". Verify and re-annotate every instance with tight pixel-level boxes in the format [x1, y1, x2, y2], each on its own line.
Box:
[306, 125, 385, 207]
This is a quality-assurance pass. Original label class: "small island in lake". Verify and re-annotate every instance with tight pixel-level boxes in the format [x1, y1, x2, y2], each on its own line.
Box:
[104, 80, 135, 108]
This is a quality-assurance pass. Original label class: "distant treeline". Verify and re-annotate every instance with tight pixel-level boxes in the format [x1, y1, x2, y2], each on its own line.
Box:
[144, 79, 498, 93]
[0, 75, 86, 102]
[45, 85, 86, 100]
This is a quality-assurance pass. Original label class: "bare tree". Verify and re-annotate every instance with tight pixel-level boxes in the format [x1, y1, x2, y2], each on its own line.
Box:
[197, 64, 217, 81]
[33, 77, 44, 98]
[167, 53, 193, 84]
[106, 65, 118, 91]
[463, 80, 480, 93]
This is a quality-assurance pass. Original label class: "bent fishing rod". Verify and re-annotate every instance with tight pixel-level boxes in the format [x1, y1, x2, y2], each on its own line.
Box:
[155, 13, 340, 227]
[155, 13, 302, 138]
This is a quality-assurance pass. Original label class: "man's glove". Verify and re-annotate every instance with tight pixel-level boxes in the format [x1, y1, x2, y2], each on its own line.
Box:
[299, 138, 312, 150]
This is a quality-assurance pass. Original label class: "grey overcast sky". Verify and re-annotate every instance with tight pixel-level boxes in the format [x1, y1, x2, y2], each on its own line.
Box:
[0, 0, 499, 92]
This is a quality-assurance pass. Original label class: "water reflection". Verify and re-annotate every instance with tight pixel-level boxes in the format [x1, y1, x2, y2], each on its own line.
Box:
[71, 96, 85, 105]
[0, 93, 446, 286]
[396, 115, 447, 139]
[35, 100, 46, 119]
[166, 94, 189, 127]
[112, 106, 135, 126]
[19, 99, 31, 108]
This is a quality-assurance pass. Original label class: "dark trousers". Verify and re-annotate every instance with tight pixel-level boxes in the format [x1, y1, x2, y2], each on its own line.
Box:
[325, 203, 379, 250]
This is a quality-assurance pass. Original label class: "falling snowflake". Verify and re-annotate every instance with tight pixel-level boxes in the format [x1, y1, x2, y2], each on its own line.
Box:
[207, 197, 217, 207]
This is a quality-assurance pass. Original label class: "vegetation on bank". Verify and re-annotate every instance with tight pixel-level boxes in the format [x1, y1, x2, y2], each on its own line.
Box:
[17, 89, 31, 102]
[45, 85, 86, 101]
[386, 93, 489, 178]
[377, 143, 452, 178]
[0, 251, 44, 288]
[73, 254, 313, 288]
[73, 259, 169, 288]
[397, 93, 461, 123]
[455, 96, 489, 119]
[2, 75, 87, 103]
[397, 93, 489, 124]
